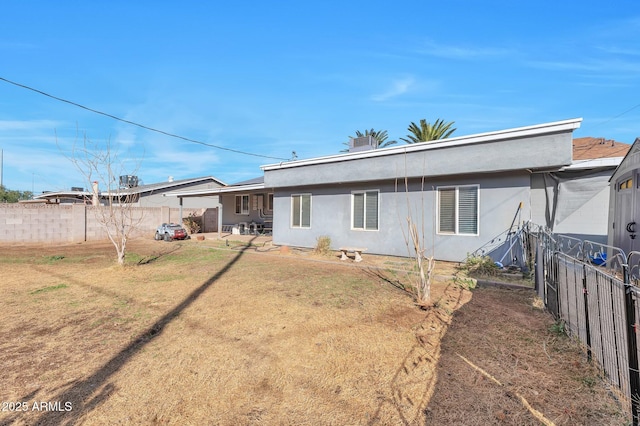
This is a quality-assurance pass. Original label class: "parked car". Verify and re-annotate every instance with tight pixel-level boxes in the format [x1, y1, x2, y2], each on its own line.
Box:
[155, 223, 188, 241]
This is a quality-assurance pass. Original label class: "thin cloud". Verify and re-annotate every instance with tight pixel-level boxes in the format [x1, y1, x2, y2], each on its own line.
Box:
[416, 40, 512, 59]
[595, 45, 640, 56]
[371, 77, 415, 102]
[0, 41, 37, 50]
[527, 58, 640, 74]
[0, 119, 60, 131]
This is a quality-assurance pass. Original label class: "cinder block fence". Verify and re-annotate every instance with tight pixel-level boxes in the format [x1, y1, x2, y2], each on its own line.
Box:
[0, 204, 218, 243]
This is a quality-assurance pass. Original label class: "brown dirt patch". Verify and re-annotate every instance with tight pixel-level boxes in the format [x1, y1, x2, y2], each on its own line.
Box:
[0, 238, 628, 425]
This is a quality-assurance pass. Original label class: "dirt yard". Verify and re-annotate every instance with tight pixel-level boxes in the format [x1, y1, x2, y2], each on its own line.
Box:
[0, 238, 629, 425]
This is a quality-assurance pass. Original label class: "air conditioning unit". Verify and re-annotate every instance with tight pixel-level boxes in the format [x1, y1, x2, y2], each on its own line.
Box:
[119, 175, 139, 188]
[349, 135, 379, 152]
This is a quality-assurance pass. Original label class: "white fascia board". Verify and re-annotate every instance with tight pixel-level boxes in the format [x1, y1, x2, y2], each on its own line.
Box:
[164, 183, 265, 197]
[34, 191, 92, 199]
[136, 176, 228, 192]
[560, 157, 624, 170]
[261, 118, 582, 171]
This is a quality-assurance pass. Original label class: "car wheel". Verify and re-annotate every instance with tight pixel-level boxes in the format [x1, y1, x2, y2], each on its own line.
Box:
[154, 232, 161, 241]
[163, 233, 171, 242]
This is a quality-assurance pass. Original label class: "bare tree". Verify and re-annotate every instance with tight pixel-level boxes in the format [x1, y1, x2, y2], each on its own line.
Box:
[68, 135, 145, 266]
[397, 159, 436, 307]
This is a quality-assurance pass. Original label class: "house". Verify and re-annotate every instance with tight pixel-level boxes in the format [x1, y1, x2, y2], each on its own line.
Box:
[259, 118, 583, 262]
[608, 137, 640, 255]
[33, 176, 226, 209]
[164, 177, 274, 236]
[530, 137, 631, 243]
[166, 119, 629, 262]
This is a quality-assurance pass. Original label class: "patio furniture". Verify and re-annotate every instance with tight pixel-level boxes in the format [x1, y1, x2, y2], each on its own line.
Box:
[238, 222, 248, 235]
[339, 247, 367, 262]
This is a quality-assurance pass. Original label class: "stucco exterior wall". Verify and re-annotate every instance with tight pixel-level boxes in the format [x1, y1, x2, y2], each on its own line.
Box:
[219, 192, 273, 227]
[264, 133, 573, 189]
[0, 204, 214, 243]
[272, 172, 531, 262]
[137, 182, 221, 208]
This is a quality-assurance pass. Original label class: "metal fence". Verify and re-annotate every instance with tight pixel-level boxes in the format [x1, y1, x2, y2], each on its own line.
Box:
[524, 223, 640, 424]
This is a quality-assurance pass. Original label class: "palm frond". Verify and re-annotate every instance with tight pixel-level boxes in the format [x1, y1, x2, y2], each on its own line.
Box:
[402, 118, 456, 143]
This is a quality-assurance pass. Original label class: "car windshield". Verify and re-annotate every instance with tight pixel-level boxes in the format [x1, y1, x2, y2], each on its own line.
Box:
[167, 225, 183, 230]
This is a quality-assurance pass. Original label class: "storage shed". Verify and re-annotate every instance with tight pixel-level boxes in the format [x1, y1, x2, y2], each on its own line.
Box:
[608, 137, 640, 255]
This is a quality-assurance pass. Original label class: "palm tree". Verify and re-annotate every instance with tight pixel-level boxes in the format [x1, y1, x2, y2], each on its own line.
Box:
[342, 129, 397, 152]
[400, 119, 456, 144]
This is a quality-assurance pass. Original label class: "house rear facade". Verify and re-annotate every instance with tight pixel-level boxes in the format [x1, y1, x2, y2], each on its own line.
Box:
[262, 118, 582, 262]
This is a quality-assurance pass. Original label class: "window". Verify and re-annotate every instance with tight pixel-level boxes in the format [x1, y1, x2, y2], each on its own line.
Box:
[438, 185, 478, 235]
[267, 193, 274, 211]
[619, 178, 633, 190]
[291, 194, 311, 228]
[235, 195, 249, 215]
[352, 190, 379, 231]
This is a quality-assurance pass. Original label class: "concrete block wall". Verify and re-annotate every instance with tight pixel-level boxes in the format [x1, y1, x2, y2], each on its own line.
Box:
[0, 204, 75, 242]
[0, 204, 214, 243]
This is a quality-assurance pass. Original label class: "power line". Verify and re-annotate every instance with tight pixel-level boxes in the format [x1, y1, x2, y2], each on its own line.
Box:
[572, 102, 640, 158]
[0, 76, 289, 161]
[581, 102, 640, 144]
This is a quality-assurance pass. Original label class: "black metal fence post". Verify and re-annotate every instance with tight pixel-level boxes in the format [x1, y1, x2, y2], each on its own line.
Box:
[582, 265, 592, 362]
[624, 260, 640, 425]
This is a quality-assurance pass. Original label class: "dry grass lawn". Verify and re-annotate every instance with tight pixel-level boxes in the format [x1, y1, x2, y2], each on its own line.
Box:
[0, 238, 629, 425]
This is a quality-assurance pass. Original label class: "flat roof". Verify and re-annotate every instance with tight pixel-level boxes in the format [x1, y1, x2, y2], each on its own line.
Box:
[262, 118, 583, 171]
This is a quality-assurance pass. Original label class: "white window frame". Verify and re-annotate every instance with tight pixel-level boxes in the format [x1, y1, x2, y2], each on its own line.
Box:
[235, 194, 250, 215]
[266, 193, 274, 211]
[291, 193, 311, 229]
[351, 190, 380, 231]
[436, 185, 479, 236]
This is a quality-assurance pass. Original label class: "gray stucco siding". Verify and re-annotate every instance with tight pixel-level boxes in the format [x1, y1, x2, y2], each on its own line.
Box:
[139, 181, 222, 208]
[271, 172, 531, 262]
[220, 193, 272, 226]
[140, 193, 220, 209]
[264, 133, 572, 189]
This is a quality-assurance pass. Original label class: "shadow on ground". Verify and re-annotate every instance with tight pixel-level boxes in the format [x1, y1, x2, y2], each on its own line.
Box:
[0, 238, 256, 426]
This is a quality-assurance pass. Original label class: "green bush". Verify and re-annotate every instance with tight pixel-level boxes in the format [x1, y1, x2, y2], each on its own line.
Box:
[549, 320, 567, 336]
[464, 255, 500, 276]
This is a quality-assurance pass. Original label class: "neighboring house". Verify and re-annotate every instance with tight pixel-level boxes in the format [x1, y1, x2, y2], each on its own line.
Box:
[32, 176, 226, 209]
[259, 118, 583, 262]
[530, 137, 631, 243]
[164, 177, 274, 236]
[608, 137, 640, 255]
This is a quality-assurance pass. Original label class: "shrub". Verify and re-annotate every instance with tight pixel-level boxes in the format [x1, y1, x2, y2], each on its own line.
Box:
[464, 254, 500, 276]
[314, 235, 332, 256]
[549, 320, 567, 336]
[183, 212, 201, 234]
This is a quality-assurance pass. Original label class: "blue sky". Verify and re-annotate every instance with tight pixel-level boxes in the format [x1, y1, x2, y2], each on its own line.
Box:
[1, 1, 639, 194]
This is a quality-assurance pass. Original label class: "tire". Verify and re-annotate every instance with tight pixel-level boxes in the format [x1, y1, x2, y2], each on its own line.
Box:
[154, 232, 161, 241]
[163, 233, 172, 242]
